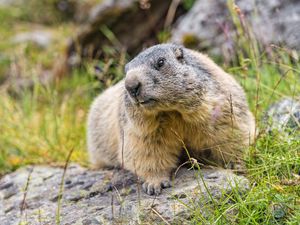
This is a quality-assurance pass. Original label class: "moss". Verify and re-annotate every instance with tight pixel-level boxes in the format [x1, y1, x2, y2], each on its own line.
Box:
[182, 34, 200, 49]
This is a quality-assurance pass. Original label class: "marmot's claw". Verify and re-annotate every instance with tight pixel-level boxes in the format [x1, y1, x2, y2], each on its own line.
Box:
[142, 182, 161, 195]
[142, 180, 171, 195]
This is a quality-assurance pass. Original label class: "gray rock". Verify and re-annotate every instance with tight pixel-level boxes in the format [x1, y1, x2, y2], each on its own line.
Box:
[61, 0, 184, 71]
[12, 31, 52, 48]
[88, 0, 135, 23]
[171, 0, 300, 57]
[0, 164, 249, 224]
[265, 97, 300, 132]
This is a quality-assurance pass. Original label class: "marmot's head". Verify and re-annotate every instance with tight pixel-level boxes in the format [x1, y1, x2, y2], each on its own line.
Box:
[124, 44, 213, 113]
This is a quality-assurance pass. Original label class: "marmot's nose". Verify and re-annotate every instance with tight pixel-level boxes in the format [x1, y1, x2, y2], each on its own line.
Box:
[125, 78, 141, 98]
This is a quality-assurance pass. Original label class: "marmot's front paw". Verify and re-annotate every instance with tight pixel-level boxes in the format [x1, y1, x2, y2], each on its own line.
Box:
[142, 179, 171, 195]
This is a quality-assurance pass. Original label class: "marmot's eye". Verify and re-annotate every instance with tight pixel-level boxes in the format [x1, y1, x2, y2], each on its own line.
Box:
[156, 58, 165, 69]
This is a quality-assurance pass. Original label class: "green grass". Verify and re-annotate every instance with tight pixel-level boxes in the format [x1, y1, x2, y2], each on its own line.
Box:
[0, 1, 300, 224]
[184, 132, 300, 224]
[0, 72, 98, 173]
[0, 3, 76, 83]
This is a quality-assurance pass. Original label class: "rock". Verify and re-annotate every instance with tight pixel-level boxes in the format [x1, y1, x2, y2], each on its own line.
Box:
[171, 0, 300, 58]
[0, 164, 249, 224]
[12, 31, 53, 48]
[264, 97, 300, 132]
[61, 0, 186, 70]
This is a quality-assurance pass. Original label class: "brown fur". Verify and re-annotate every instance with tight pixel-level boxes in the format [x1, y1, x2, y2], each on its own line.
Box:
[87, 44, 255, 195]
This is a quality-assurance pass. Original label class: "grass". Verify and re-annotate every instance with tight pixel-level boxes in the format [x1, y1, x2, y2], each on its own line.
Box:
[186, 133, 300, 224]
[0, 1, 300, 224]
[0, 73, 95, 173]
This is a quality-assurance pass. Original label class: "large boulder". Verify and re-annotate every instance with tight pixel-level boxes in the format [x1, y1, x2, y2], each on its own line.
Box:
[171, 0, 300, 57]
[56, 0, 189, 76]
[0, 164, 249, 224]
[65, 0, 182, 69]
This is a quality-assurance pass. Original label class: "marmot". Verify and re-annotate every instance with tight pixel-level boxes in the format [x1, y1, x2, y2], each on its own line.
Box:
[87, 44, 255, 195]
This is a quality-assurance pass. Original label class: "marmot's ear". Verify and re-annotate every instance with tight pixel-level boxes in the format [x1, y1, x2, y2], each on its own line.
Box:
[174, 47, 184, 62]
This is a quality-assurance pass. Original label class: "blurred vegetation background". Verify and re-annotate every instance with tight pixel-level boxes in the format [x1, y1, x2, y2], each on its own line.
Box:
[0, 0, 299, 223]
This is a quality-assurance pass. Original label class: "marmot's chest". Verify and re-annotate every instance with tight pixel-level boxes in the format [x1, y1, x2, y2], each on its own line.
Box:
[183, 125, 212, 149]
[154, 115, 211, 143]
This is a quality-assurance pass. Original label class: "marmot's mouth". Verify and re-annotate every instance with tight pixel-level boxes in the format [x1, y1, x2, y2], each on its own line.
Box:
[138, 98, 156, 106]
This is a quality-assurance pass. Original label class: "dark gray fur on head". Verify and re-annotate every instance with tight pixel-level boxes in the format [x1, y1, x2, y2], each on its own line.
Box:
[124, 43, 217, 112]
